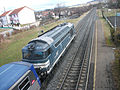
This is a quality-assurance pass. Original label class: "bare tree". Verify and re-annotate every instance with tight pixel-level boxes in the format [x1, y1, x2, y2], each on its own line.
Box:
[54, 3, 65, 19]
[117, 0, 120, 8]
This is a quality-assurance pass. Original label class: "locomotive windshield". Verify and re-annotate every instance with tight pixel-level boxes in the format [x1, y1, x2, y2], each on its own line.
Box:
[23, 51, 45, 60]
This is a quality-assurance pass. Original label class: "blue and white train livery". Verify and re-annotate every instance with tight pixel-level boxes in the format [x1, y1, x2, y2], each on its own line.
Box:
[0, 62, 41, 90]
[22, 23, 76, 76]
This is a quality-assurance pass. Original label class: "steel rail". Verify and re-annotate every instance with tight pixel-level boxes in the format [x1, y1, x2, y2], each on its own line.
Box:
[75, 9, 97, 90]
[75, 14, 96, 90]
[58, 8, 96, 90]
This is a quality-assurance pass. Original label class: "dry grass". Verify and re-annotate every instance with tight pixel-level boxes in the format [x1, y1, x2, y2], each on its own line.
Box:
[112, 48, 120, 89]
[0, 29, 9, 32]
[103, 9, 116, 17]
[97, 9, 114, 46]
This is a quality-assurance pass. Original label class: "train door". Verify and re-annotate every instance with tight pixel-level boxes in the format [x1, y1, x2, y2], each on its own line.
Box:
[9, 70, 40, 90]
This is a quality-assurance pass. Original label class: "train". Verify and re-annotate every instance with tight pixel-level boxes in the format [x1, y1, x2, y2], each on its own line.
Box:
[0, 23, 75, 89]
[22, 23, 76, 76]
[0, 62, 41, 90]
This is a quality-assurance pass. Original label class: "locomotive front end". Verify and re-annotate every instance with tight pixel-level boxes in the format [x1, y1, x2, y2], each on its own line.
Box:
[22, 37, 53, 76]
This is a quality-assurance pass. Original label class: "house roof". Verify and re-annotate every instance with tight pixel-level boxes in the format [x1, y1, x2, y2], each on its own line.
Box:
[9, 6, 34, 15]
[9, 6, 25, 15]
[0, 10, 11, 17]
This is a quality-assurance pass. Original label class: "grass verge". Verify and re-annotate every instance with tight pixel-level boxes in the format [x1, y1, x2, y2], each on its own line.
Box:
[0, 12, 88, 66]
[103, 8, 116, 17]
[97, 9, 114, 46]
[112, 48, 120, 89]
[0, 29, 9, 32]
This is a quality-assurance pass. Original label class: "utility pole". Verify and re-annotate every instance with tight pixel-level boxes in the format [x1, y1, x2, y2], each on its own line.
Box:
[114, 0, 117, 32]
[3, 7, 6, 12]
[3, 7, 8, 25]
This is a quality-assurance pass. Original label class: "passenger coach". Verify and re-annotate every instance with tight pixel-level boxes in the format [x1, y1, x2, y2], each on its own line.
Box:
[0, 62, 41, 90]
[22, 23, 76, 76]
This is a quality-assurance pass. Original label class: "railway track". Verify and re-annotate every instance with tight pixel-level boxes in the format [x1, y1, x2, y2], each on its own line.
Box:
[57, 8, 97, 90]
[75, 17, 96, 90]
[41, 8, 97, 90]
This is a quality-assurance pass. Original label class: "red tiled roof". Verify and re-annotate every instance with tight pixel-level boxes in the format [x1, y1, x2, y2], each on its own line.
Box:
[0, 10, 11, 17]
[9, 6, 34, 16]
[9, 6, 25, 15]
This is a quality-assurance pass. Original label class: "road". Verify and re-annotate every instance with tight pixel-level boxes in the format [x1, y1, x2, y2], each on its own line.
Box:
[41, 8, 115, 90]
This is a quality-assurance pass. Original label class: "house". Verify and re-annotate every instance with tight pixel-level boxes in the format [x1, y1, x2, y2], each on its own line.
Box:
[9, 6, 36, 25]
[0, 10, 12, 26]
[35, 10, 57, 21]
[40, 11, 55, 18]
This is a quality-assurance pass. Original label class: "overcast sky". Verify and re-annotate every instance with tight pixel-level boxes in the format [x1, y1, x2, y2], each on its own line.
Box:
[0, 0, 93, 14]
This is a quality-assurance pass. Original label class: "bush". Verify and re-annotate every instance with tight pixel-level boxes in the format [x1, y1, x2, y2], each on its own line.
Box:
[110, 28, 115, 41]
[0, 34, 4, 43]
[6, 32, 10, 37]
[114, 28, 120, 46]
[114, 48, 120, 89]
[12, 30, 22, 35]
[30, 25, 36, 29]
[115, 48, 120, 61]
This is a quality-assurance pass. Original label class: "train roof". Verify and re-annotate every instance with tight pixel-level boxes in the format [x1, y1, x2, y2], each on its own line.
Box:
[29, 36, 54, 45]
[0, 62, 33, 90]
[41, 23, 73, 40]
[31, 23, 73, 44]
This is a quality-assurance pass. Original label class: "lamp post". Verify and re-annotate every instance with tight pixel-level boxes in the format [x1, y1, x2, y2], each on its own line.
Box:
[114, 0, 117, 32]
[115, 10, 117, 32]
[3, 7, 8, 26]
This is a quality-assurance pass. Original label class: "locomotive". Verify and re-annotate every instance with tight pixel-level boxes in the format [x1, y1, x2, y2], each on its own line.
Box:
[22, 23, 76, 76]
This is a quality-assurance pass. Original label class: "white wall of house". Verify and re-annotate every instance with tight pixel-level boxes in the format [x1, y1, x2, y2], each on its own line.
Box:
[0, 11, 12, 25]
[1, 16, 7, 25]
[18, 7, 36, 24]
[6, 14, 11, 24]
[1, 15, 10, 25]
[0, 16, 11, 25]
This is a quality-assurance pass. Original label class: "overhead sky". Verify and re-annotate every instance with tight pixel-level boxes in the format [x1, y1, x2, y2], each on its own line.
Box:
[0, 0, 93, 14]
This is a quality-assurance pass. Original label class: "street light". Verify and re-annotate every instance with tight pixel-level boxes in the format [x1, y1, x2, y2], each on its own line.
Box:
[114, 0, 118, 32]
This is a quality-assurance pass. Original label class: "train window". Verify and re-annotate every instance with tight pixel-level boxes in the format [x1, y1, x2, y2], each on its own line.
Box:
[45, 48, 51, 57]
[18, 76, 30, 90]
[10, 70, 39, 90]
[23, 51, 45, 60]
[23, 52, 31, 59]
[34, 52, 45, 59]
